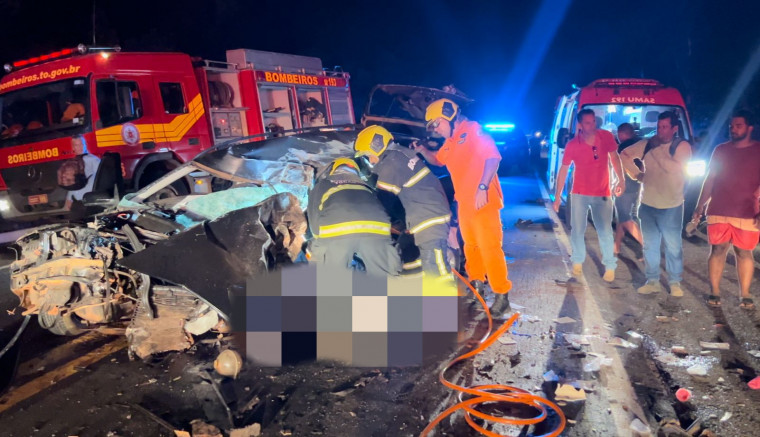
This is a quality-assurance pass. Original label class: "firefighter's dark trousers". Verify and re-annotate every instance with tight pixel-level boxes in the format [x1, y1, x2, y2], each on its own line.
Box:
[309, 236, 401, 277]
[418, 238, 452, 277]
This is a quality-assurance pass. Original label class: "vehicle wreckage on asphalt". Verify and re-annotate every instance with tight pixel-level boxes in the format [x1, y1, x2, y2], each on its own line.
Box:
[9, 128, 358, 359]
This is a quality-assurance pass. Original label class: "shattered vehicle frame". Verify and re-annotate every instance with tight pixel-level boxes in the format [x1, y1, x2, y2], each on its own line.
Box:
[9, 126, 359, 359]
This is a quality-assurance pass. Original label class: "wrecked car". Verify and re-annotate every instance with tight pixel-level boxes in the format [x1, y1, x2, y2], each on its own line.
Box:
[9, 128, 358, 359]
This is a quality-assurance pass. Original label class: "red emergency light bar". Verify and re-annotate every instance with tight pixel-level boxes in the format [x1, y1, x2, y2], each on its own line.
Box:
[4, 44, 120, 73]
[591, 78, 663, 88]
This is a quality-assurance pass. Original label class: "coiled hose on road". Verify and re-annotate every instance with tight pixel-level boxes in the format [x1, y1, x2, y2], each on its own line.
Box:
[421, 271, 566, 437]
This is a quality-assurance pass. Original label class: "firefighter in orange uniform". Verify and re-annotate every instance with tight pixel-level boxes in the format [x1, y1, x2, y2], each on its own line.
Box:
[415, 99, 512, 318]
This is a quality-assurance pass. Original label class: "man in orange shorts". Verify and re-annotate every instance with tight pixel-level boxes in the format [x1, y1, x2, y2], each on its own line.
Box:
[693, 110, 760, 309]
[415, 98, 512, 318]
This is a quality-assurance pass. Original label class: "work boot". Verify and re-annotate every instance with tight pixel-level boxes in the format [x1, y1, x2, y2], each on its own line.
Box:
[637, 280, 662, 295]
[669, 282, 684, 297]
[572, 263, 583, 277]
[489, 293, 511, 319]
[603, 269, 615, 282]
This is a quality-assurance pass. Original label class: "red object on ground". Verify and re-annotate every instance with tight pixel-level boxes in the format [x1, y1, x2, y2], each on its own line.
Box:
[676, 388, 692, 402]
[749, 376, 760, 390]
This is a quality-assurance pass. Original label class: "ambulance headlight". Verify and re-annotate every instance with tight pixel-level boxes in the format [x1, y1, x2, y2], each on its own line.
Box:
[3, 64, 12, 73]
[77, 44, 88, 54]
[686, 160, 706, 178]
[0, 199, 10, 213]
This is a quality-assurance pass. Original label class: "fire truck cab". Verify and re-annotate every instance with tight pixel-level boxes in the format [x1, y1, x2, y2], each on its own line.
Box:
[547, 78, 693, 196]
[0, 45, 354, 222]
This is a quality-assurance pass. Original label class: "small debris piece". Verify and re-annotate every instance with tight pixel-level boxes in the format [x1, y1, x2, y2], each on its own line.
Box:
[686, 365, 707, 376]
[749, 376, 760, 390]
[175, 432, 191, 437]
[555, 384, 586, 401]
[699, 342, 729, 350]
[497, 334, 517, 345]
[510, 303, 526, 310]
[671, 346, 688, 356]
[630, 418, 650, 435]
[655, 316, 671, 323]
[521, 314, 541, 323]
[229, 423, 262, 437]
[720, 412, 732, 422]
[555, 316, 577, 324]
[608, 337, 637, 349]
[718, 377, 725, 383]
[543, 370, 559, 382]
[747, 350, 760, 358]
[567, 419, 577, 425]
[142, 378, 158, 386]
[626, 331, 643, 340]
[190, 419, 223, 437]
[564, 334, 589, 346]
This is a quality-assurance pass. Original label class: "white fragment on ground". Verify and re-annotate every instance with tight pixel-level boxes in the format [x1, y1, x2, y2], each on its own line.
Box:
[748, 350, 760, 358]
[608, 337, 638, 349]
[510, 303, 526, 310]
[626, 331, 643, 339]
[555, 384, 587, 401]
[554, 316, 577, 324]
[521, 314, 541, 323]
[700, 342, 730, 350]
[630, 418, 650, 435]
[718, 377, 725, 382]
[497, 334, 517, 345]
[583, 355, 613, 372]
[229, 423, 262, 437]
[563, 334, 590, 345]
[687, 364, 708, 376]
[720, 412, 732, 422]
[671, 346, 688, 355]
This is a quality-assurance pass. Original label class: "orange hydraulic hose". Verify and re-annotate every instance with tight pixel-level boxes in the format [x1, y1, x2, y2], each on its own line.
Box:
[420, 270, 566, 437]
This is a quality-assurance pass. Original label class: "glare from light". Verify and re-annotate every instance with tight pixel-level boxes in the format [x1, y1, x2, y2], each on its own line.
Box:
[540, 139, 548, 146]
[101, 52, 110, 59]
[495, 141, 506, 145]
[0, 199, 10, 212]
[607, 105, 617, 113]
[623, 106, 639, 115]
[534, 130, 542, 137]
[686, 160, 706, 178]
[484, 123, 515, 132]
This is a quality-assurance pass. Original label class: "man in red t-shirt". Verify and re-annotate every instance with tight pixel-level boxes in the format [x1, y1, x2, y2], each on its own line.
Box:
[693, 110, 760, 309]
[553, 109, 626, 282]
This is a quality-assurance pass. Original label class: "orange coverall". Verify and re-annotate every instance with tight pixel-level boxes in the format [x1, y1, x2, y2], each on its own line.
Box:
[436, 121, 511, 294]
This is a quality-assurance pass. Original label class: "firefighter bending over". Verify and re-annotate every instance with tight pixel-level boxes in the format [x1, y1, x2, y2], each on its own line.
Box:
[416, 98, 512, 318]
[306, 158, 402, 277]
[354, 125, 452, 278]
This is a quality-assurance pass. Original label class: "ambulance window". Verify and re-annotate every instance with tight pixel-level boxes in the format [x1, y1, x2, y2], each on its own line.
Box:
[96, 80, 142, 128]
[159, 83, 187, 114]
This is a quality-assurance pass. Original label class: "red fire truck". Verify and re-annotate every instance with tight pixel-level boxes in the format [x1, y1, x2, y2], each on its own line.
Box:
[547, 78, 694, 195]
[0, 45, 354, 222]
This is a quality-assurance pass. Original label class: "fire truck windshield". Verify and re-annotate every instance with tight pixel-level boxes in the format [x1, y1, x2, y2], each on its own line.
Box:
[0, 77, 89, 148]
[582, 104, 691, 141]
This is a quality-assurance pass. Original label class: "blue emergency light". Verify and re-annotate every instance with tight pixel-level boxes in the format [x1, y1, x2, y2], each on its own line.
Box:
[483, 123, 515, 132]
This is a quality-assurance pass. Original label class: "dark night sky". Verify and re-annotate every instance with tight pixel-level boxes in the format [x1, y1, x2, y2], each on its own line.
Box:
[1, 0, 759, 136]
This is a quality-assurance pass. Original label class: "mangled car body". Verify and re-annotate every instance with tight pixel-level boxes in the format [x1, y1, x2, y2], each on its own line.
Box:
[10, 128, 358, 358]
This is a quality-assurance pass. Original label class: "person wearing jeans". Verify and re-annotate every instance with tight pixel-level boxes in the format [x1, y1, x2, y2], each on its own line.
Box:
[621, 111, 692, 296]
[553, 109, 626, 282]
[638, 203, 684, 286]
[569, 194, 617, 272]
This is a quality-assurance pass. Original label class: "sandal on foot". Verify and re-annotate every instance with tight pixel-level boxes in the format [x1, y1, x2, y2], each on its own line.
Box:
[740, 298, 755, 310]
[707, 295, 721, 307]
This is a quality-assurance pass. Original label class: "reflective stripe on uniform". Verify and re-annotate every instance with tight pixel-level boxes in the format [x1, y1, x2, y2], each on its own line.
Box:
[403, 167, 431, 188]
[317, 220, 391, 238]
[434, 248, 448, 276]
[409, 214, 451, 234]
[376, 180, 401, 194]
[319, 184, 373, 210]
[403, 259, 422, 270]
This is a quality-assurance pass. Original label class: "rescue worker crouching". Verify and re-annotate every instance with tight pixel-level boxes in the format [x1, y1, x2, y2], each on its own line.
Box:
[354, 125, 453, 279]
[306, 158, 402, 277]
[415, 98, 512, 318]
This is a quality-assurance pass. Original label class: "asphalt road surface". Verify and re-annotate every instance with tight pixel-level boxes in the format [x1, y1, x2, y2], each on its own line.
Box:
[0, 171, 757, 436]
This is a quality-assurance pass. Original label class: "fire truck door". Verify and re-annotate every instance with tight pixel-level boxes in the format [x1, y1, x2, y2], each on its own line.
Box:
[151, 76, 204, 162]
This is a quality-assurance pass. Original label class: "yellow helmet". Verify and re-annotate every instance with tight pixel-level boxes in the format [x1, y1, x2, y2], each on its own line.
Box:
[329, 157, 360, 175]
[425, 98, 459, 128]
[354, 125, 394, 158]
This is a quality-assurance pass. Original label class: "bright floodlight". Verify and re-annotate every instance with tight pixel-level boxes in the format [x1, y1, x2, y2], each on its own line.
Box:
[686, 160, 706, 178]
